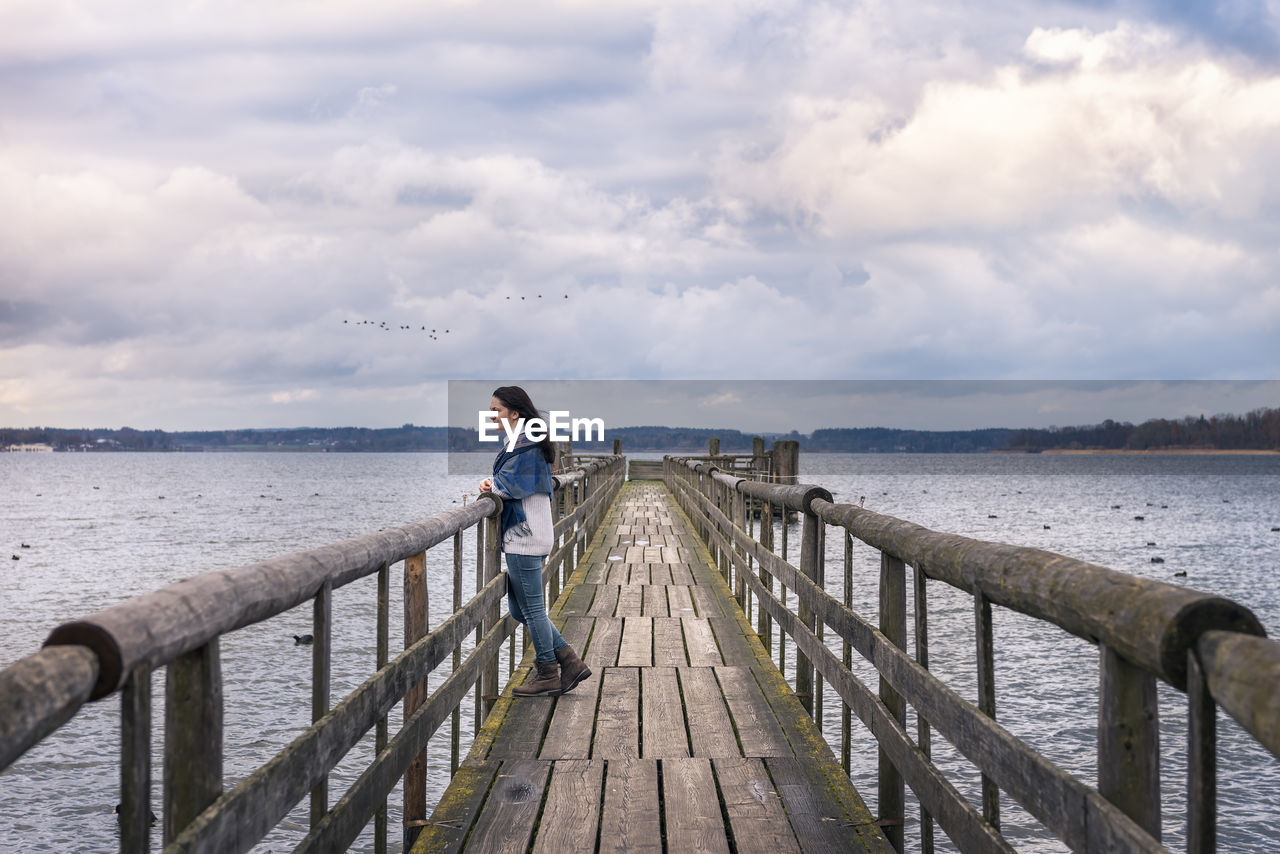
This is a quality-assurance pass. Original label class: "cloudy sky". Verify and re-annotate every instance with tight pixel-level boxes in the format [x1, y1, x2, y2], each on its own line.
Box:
[1, 1, 1277, 431]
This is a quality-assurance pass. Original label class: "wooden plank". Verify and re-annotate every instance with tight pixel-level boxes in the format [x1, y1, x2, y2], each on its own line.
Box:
[679, 667, 741, 759]
[661, 758, 731, 854]
[716, 667, 792, 757]
[559, 617, 594, 656]
[714, 757, 802, 853]
[584, 564, 608, 583]
[652, 618, 687, 666]
[616, 618, 653, 667]
[642, 668, 690, 758]
[486, 686, 554, 759]
[683, 619, 722, 667]
[669, 563, 695, 586]
[668, 586, 697, 618]
[616, 585, 644, 617]
[599, 759, 661, 854]
[539, 673, 603, 760]
[594, 669, 640, 759]
[531, 760, 604, 854]
[585, 618, 622, 668]
[409, 761, 500, 854]
[556, 583, 597, 618]
[765, 756, 888, 853]
[642, 585, 669, 617]
[690, 585, 722, 617]
[627, 564, 650, 585]
[709, 616, 755, 667]
[464, 759, 551, 854]
[588, 586, 620, 618]
[606, 564, 631, 585]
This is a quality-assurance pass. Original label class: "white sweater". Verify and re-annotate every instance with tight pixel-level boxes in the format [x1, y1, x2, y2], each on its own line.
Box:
[494, 489, 554, 556]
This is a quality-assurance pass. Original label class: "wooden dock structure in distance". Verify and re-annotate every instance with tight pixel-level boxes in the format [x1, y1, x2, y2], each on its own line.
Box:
[412, 482, 893, 853]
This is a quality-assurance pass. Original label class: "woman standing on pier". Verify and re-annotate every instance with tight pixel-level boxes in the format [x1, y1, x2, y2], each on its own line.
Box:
[479, 386, 591, 697]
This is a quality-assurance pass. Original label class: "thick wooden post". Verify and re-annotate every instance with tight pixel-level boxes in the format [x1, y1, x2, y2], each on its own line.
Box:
[708, 437, 720, 457]
[752, 436, 766, 477]
[1099, 644, 1162, 841]
[878, 553, 907, 852]
[613, 438, 622, 455]
[772, 440, 799, 484]
[402, 553, 428, 850]
[163, 640, 222, 846]
[120, 665, 152, 854]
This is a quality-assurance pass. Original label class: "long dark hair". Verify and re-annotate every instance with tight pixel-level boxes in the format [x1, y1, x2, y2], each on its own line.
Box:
[492, 385, 555, 464]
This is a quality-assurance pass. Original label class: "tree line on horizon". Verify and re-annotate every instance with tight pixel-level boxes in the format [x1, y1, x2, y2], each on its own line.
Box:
[3, 408, 1277, 452]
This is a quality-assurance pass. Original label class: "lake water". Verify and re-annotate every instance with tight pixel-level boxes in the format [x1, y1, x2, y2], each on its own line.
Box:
[2, 452, 1278, 852]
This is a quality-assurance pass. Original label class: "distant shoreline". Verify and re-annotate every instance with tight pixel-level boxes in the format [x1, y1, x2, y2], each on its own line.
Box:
[997, 448, 1280, 455]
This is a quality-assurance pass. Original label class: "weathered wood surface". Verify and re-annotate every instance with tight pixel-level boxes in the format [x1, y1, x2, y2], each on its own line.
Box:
[0, 644, 98, 771]
[43, 498, 502, 699]
[808, 496, 1264, 691]
[1197, 630, 1280, 761]
[414, 482, 889, 853]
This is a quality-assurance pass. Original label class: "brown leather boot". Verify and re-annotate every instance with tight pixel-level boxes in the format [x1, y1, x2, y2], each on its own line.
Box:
[513, 660, 561, 697]
[555, 645, 592, 695]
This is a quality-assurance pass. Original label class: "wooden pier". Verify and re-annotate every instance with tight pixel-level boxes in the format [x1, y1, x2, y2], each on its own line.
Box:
[5, 446, 1280, 854]
[412, 482, 892, 853]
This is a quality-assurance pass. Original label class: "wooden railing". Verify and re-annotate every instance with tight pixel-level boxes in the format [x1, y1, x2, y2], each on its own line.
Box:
[665, 456, 1279, 854]
[0, 454, 625, 853]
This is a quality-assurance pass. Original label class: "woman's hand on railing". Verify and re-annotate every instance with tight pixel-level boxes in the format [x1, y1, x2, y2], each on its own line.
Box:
[478, 478, 493, 493]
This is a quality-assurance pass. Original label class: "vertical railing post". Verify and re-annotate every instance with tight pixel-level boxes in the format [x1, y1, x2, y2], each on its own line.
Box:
[732, 484, 746, 609]
[1098, 644, 1162, 840]
[311, 580, 332, 827]
[1187, 649, 1217, 854]
[814, 517, 825, 730]
[779, 500, 788, 680]
[474, 519, 484, 734]
[451, 531, 463, 776]
[841, 532, 852, 776]
[576, 474, 588, 562]
[878, 553, 907, 852]
[975, 591, 999, 829]
[760, 499, 773, 658]
[797, 504, 821, 717]
[914, 566, 935, 854]
[163, 640, 222, 846]
[482, 498, 503, 720]
[375, 563, 389, 854]
[121, 665, 152, 854]
[549, 484, 564, 604]
[402, 554, 428, 850]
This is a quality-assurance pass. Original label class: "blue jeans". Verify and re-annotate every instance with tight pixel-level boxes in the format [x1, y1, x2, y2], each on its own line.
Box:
[505, 552, 566, 663]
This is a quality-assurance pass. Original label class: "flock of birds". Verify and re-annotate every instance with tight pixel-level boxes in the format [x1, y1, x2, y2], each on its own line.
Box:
[343, 294, 571, 340]
[344, 319, 452, 341]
